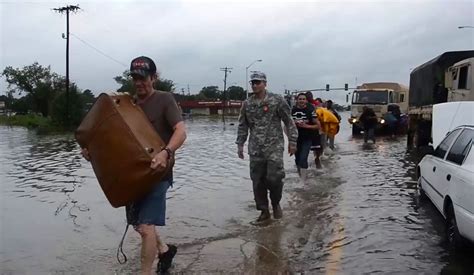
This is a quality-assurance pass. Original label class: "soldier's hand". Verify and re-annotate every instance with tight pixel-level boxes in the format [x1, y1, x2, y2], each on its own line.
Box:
[288, 143, 297, 156]
[237, 145, 244, 159]
[81, 148, 91, 161]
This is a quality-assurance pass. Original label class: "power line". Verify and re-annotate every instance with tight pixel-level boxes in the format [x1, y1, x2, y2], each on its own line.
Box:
[69, 33, 127, 67]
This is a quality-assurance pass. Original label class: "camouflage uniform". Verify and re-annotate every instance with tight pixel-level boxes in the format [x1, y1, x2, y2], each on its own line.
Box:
[236, 91, 298, 210]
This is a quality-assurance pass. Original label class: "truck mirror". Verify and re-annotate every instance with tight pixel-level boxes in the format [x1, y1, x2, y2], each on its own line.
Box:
[346, 94, 349, 103]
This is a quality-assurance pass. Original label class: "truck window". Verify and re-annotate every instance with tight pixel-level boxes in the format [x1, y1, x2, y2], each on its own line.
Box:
[458, 65, 468, 89]
[352, 90, 388, 104]
[400, 94, 405, 102]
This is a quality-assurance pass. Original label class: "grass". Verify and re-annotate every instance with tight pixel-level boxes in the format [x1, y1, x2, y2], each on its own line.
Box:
[0, 114, 70, 134]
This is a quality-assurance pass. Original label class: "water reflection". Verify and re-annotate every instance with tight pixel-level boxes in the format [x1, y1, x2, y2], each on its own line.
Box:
[252, 222, 288, 272]
[5, 133, 90, 228]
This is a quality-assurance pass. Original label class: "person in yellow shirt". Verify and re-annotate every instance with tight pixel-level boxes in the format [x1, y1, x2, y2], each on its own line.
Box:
[325, 100, 341, 150]
[316, 102, 340, 154]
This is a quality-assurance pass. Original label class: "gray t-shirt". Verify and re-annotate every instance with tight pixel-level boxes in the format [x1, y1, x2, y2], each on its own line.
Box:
[138, 90, 182, 180]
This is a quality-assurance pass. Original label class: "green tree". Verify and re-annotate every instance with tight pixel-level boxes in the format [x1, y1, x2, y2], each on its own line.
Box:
[154, 79, 175, 92]
[114, 71, 135, 94]
[114, 70, 176, 95]
[2, 62, 63, 117]
[198, 86, 221, 100]
[226, 86, 246, 100]
[10, 95, 33, 114]
[50, 83, 86, 127]
[82, 89, 95, 103]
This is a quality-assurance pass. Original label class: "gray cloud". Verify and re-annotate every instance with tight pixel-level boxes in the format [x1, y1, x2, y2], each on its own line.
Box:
[1, 0, 473, 105]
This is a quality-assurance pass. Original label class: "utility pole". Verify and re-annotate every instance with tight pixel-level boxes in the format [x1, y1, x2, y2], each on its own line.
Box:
[187, 84, 190, 96]
[54, 5, 80, 127]
[220, 67, 232, 127]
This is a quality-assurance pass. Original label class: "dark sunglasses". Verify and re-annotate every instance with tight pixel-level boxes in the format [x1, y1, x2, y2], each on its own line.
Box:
[250, 80, 263, 85]
[131, 74, 147, 81]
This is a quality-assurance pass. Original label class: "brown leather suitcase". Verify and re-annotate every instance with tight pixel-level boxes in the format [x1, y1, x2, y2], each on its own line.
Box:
[75, 93, 171, 208]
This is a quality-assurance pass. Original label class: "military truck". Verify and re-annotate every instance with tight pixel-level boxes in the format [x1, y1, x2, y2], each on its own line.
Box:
[348, 82, 409, 135]
[407, 50, 474, 148]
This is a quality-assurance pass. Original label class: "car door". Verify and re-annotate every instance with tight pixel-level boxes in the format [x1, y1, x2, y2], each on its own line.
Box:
[423, 129, 462, 212]
[444, 128, 474, 240]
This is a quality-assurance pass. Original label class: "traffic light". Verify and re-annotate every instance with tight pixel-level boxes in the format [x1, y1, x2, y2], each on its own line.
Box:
[326, 84, 330, 91]
[345, 83, 348, 91]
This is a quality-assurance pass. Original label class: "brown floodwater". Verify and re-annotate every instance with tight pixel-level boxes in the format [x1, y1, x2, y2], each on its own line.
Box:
[1, 112, 473, 274]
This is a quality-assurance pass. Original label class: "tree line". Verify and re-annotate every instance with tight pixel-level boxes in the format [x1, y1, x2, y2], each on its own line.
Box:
[1, 62, 247, 127]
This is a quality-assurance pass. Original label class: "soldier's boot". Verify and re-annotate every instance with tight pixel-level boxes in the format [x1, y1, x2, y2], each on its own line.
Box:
[256, 209, 271, 222]
[273, 204, 283, 219]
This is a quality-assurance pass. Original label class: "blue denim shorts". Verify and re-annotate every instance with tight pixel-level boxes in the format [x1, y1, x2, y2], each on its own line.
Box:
[125, 180, 171, 226]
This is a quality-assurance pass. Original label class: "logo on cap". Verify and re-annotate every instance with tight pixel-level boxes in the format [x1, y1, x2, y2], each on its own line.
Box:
[132, 60, 150, 70]
[130, 56, 156, 77]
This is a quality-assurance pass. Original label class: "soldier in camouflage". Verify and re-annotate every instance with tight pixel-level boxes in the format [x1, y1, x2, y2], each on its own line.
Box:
[236, 71, 298, 222]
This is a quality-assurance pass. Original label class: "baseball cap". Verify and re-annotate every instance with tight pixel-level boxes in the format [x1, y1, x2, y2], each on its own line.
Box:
[250, 71, 267, 81]
[130, 56, 157, 77]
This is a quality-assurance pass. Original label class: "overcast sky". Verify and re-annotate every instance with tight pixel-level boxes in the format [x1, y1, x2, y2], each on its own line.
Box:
[1, 0, 473, 104]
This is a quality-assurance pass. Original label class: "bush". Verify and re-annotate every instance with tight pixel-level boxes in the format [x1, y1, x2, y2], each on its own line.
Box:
[0, 114, 49, 128]
[50, 89, 86, 127]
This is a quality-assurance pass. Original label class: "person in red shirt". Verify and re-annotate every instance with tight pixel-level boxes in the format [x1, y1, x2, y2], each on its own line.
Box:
[305, 91, 319, 108]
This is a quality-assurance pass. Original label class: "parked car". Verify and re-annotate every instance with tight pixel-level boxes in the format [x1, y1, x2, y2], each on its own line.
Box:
[417, 125, 474, 249]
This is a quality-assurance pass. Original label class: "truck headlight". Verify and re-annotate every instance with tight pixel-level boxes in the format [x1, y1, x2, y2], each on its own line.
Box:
[380, 119, 385, 124]
[349, 118, 357, 124]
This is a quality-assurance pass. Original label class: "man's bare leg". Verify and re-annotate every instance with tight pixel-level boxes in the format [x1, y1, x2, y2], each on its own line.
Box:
[137, 224, 158, 275]
[155, 228, 169, 255]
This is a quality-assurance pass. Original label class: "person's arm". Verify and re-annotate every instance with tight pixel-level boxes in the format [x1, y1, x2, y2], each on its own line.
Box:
[302, 118, 320, 130]
[151, 121, 186, 170]
[299, 109, 320, 130]
[236, 102, 249, 159]
[165, 122, 186, 153]
[315, 118, 322, 130]
[334, 110, 341, 121]
[278, 97, 298, 154]
[151, 95, 187, 170]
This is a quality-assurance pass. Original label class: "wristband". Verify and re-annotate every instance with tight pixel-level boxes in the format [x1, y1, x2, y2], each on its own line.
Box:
[162, 147, 173, 160]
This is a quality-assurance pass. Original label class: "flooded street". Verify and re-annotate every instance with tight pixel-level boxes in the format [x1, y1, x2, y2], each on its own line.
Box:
[1, 112, 473, 274]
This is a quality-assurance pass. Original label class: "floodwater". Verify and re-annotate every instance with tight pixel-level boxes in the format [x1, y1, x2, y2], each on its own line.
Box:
[1, 112, 473, 274]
